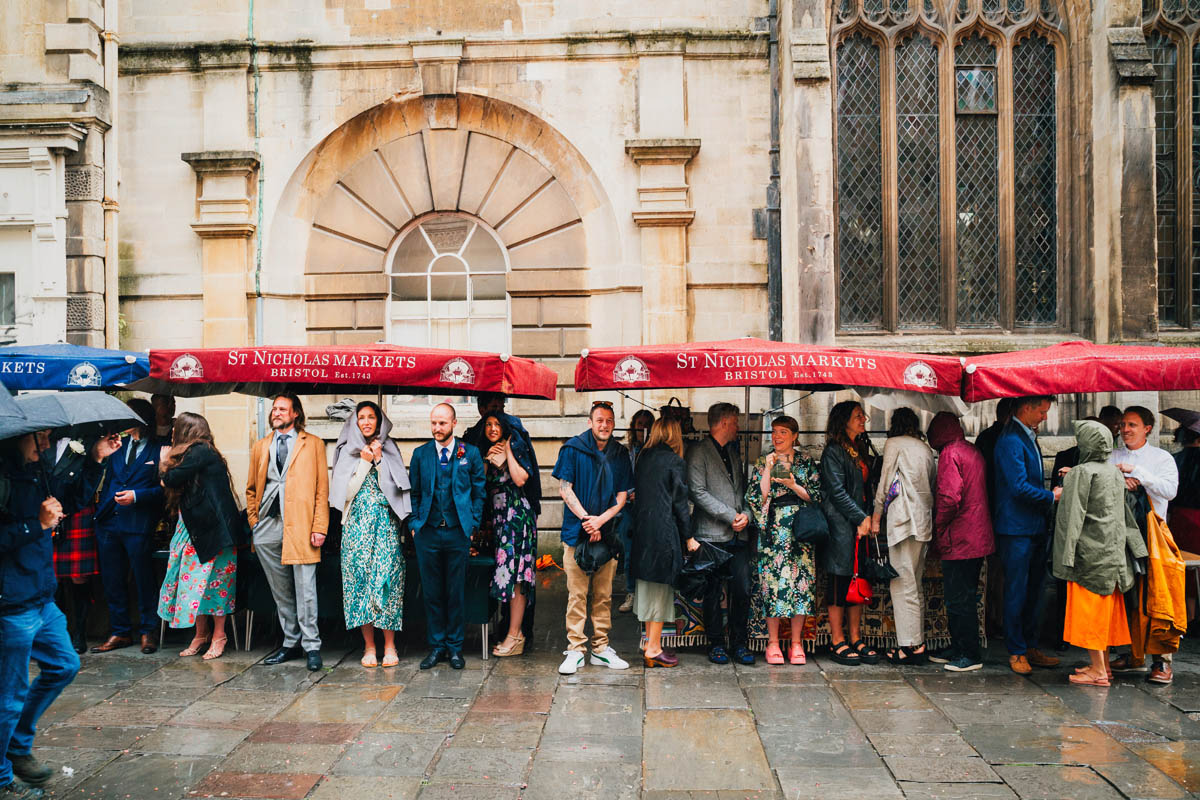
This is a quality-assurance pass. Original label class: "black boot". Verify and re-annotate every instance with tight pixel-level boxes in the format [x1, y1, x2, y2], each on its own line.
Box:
[68, 582, 90, 655]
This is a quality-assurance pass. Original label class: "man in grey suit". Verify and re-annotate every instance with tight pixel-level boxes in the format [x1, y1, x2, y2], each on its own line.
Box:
[685, 402, 755, 666]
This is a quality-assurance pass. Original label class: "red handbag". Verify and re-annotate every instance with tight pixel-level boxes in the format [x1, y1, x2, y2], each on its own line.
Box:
[845, 536, 874, 605]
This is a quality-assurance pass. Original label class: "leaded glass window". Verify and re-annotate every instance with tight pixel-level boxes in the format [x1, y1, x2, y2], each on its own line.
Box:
[833, 0, 1065, 332]
[1144, 2, 1200, 326]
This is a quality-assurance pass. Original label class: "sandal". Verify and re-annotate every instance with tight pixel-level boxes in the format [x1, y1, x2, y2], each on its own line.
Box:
[180, 637, 209, 657]
[789, 642, 806, 665]
[1074, 665, 1113, 681]
[850, 639, 880, 665]
[381, 650, 399, 668]
[885, 645, 928, 665]
[830, 642, 861, 666]
[492, 634, 525, 657]
[765, 642, 785, 665]
[361, 650, 379, 668]
[1068, 671, 1110, 687]
[202, 637, 227, 661]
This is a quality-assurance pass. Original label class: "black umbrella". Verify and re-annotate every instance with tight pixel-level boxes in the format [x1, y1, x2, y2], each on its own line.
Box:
[0, 379, 23, 422]
[14, 392, 145, 440]
[1163, 407, 1200, 435]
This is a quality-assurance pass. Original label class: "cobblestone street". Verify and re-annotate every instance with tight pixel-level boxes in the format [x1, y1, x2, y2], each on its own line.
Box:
[25, 569, 1200, 800]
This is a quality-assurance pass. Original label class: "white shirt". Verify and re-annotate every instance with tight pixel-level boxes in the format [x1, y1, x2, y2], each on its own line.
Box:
[1110, 441, 1179, 518]
[433, 438, 456, 464]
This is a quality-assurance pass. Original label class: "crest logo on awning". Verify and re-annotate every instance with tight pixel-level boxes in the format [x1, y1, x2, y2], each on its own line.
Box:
[169, 353, 204, 380]
[66, 361, 101, 388]
[613, 356, 650, 383]
[902, 361, 937, 390]
[440, 358, 476, 385]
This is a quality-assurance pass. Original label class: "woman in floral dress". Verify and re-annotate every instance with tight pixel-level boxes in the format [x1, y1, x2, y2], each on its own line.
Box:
[746, 415, 823, 665]
[331, 401, 410, 668]
[481, 414, 538, 657]
[158, 413, 241, 660]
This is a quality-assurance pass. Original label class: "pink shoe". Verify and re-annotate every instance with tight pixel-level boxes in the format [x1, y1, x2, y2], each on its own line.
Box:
[765, 642, 784, 665]
[789, 642, 806, 665]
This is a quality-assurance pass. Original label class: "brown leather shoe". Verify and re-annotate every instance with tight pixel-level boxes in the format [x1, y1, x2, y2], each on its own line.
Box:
[1026, 649, 1061, 668]
[140, 634, 158, 655]
[1009, 654, 1032, 675]
[1148, 662, 1174, 685]
[90, 635, 133, 653]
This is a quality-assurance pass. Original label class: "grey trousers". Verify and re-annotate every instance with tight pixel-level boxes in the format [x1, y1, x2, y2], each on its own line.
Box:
[254, 516, 321, 651]
[887, 536, 929, 647]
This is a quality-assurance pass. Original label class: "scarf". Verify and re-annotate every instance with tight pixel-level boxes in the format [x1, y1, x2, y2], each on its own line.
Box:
[330, 408, 411, 518]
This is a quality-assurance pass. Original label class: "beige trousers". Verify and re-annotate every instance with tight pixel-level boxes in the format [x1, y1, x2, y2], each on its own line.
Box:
[563, 544, 618, 652]
[888, 536, 929, 647]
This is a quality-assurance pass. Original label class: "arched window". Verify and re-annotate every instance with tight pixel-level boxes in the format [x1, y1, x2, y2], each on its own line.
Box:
[834, 0, 1065, 332]
[387, 213, 511, 353]
[1144, 1, 1200, 327]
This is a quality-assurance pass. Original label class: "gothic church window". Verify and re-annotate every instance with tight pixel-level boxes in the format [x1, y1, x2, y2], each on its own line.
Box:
[833, 0, 1064, 332]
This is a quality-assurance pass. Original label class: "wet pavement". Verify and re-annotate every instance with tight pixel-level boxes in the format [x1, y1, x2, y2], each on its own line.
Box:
[29, 568, 1200, 799]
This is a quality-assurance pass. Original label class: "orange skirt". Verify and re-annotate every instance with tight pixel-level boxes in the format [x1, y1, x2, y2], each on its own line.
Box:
[1063, 581, 1131, 651]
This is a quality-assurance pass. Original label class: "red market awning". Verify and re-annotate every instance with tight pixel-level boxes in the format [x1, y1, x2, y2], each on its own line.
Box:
[136, 344, 558, 400]
[574, 338, 964, 396]
[962, 340, 1200, 402]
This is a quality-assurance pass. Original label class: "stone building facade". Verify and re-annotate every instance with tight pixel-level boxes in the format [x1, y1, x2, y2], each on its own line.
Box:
[4, 1, 1191, 528]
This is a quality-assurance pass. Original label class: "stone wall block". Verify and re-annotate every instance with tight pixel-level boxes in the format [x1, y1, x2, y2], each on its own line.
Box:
[68, 53, 104, 85]
[511, 298, 541, 326]
[304, 272, 388, 298]
[64, 166, 103, 202]
[512, 327, 562, 356]
[67, 0, 104, 28]
[354, 299, 384, 329]
[44, 23, 100, 56]
[66, 256, 105, 294]
[539, 296, 589, 326]
[65, 294, 104, 330]
[306, 299, 356, 330]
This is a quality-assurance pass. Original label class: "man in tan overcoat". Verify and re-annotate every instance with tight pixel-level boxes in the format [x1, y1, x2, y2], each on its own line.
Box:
[246, 393, 330, 670]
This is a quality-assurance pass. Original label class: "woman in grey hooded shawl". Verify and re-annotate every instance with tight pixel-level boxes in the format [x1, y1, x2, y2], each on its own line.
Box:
[331, 401, 411, 668]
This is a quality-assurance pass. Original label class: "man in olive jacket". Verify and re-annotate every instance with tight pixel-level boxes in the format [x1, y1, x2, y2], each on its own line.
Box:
[246, 394, 330, 671]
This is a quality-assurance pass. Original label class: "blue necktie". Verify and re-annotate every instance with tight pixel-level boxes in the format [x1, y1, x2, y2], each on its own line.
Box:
[439, 447, 450, 468]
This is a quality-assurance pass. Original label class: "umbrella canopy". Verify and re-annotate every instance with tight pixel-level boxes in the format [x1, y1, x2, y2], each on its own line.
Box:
[574, 338, 964, 396]
[0, 379, 24, 422]
[14, 392, 146, 440]
[0, 343, 149, 390]
[135, 344, 558, 401]
[1163, 408, 1200, 434]
[962, 340, 1200, 402]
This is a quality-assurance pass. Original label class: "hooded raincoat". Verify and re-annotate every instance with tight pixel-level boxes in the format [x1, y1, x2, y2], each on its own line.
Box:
[1052, 420, 1148, 596]
[927, 413, 994, 561]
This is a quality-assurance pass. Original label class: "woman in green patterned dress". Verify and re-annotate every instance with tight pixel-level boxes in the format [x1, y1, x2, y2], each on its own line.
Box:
[331, 401, 411, 668]
[746, 415, 823, 666]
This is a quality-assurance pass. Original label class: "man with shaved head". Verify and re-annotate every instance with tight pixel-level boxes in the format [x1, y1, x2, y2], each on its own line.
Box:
[408, 403, 486, 670]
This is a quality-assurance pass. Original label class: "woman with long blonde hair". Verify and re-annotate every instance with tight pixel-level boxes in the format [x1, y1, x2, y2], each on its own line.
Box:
[630, 418, 697, 667]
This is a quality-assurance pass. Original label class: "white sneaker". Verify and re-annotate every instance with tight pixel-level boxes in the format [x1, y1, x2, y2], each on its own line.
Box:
[618, 593, 635, 613]
[589, 646, 630, 670]
[558, 650, 585, 675]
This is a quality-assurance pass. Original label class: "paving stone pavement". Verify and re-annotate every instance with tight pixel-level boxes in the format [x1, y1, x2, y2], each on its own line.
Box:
[26, 568, 1200, 799]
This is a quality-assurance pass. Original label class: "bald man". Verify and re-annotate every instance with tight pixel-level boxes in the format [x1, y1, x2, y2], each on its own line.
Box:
[408, 404, 486, 670]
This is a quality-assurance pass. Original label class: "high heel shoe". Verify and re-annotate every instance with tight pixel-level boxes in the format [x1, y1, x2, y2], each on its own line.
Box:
[789, 642, 806, 665]
[180, 637, 209, 657]
[202, 637, 228, 661]
[765, 642, 785, 665]
[492, 634, 525, 657]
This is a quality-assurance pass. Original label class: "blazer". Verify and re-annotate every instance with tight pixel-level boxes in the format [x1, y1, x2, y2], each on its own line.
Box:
[95, 436, 164, 534]
[820, 441, 872, 576]
[873, 435, 937, 546]
[992, 419, 1054, 537]
[685, 437, 746, 544]
[408, 438, 486, 537]
[246, 429, 330, 565]
[162, 442, 242, 564]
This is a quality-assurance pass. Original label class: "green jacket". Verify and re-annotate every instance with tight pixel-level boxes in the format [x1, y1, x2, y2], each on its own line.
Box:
[1052, 420, 1148, 596]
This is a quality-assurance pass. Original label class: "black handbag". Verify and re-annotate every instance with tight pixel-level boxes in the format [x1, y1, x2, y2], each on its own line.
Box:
[573, 536, 616, 574]
[861, 534, 899, 582]
[791, 505, 830, 546]
[675, 540, 734, 599]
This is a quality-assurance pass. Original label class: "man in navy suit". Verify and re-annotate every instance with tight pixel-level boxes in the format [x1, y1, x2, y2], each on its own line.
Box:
[91, 399, 164, 655]
[992, 395, 1063, 675]
[409, 403, 485, 670]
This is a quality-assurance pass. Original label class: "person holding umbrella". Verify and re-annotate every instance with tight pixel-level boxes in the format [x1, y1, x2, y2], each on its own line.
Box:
[0, 432, 77, 797]
[1163, 408, 1200, 553]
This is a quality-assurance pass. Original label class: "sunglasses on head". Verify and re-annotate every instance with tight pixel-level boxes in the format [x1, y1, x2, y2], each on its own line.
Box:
[591, 401, 614, 410]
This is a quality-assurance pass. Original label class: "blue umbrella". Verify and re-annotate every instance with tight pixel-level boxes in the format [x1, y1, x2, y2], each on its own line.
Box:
[0, 343, 149, 391]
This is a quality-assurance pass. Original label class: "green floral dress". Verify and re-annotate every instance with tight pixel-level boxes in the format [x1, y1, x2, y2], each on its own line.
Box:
[340, 466, 405, 630]
[746, 450, 823, 618]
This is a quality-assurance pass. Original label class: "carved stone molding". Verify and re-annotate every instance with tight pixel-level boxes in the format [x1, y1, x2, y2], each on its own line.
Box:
[624, 138, 700, 229]
[181, 150, 260, 239]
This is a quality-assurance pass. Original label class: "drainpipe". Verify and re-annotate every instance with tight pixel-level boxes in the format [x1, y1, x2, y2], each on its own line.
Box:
[249, 0, 266, 437]
[766, 0, 783, 412]
[102, 0, 119, 347]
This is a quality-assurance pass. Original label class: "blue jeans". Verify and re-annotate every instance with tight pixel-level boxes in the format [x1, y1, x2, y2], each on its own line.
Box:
[414, 526, 468, 652]
[0, 602, 80, 786]
[996, 534, 1049, 655]
[95, 526, 158, 637]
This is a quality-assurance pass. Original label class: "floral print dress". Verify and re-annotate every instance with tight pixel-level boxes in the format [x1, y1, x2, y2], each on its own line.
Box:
[158, 516, 236, 627]
[746, 450, 823, 618]
[485, 462, 538, 603]
[341, 466, 405, 630]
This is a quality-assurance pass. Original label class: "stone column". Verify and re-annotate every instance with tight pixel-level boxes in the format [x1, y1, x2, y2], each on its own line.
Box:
[181, 150, 259, 481]
[625, 139, 699, 407]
